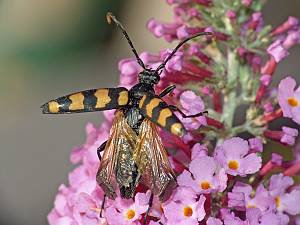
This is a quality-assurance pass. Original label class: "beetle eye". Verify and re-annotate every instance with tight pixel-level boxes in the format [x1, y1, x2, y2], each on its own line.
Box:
[153, 75, 160, 84]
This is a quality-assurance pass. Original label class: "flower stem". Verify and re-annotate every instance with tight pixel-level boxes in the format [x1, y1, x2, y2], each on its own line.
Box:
[222, 50, 239, 130]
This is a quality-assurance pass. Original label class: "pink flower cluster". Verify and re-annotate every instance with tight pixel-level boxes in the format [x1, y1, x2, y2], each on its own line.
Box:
[48, 0, 300, 225]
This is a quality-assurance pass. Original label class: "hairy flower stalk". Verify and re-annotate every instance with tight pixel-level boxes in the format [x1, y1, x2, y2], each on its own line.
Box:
[48, 1, 300, 225]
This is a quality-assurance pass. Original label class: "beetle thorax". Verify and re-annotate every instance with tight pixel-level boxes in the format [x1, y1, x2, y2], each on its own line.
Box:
[129, 83, 155, 106]
[138, 69, 160, 85]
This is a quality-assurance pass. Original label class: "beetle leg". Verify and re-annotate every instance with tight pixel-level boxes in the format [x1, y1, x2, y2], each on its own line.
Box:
[143, 193, 154, 225]
[158, 85, 176, 98]
[97, 141, 107, 161]
[99, 194, 106, 218]
[169, 105, 208, 118]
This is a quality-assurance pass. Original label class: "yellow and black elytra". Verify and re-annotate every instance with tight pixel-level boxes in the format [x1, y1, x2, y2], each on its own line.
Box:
[41, 12, 210, 224]
[139, 93, 185, 137]
[42, 87, 128, 114]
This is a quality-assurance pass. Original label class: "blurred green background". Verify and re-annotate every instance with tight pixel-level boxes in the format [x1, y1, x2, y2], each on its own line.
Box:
[0, 0, 299, 225]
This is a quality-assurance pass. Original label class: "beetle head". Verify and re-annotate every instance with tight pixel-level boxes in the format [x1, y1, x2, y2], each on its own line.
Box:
[138, 69, 160, 85]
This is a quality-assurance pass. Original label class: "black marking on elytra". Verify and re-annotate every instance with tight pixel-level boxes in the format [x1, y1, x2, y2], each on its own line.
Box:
[57, 96, 72, 113]
[165, 115, 180, 132]
[140, 94, 152, 109]
[150, 101, 168, 123]
[107, 88, 120, 109]
[41, 103, 49, 113]
[83, 89, 97, 111]
[103, 87, 129, 109]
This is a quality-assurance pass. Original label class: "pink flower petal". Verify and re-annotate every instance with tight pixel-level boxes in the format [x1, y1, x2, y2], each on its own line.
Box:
[278, 76, 297, 118]
[207, 217, 223, 225]
[191, 143, 208, 160]
[239, 153, 262, 176]
[180, 90, 205, 114]
[189, 156, 217, 180]
[279, 190, 300, 215]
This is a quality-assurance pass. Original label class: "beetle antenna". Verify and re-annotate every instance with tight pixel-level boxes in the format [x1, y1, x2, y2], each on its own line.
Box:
[107, 12, 146, 69]
[155, 32, 212, 74]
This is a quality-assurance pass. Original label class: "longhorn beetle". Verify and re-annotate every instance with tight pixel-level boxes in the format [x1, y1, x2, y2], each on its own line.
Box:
[41, 12, 211, 224]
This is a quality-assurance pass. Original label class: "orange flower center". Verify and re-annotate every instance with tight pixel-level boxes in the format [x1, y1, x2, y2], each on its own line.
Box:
[126, 209, 136, 220]
[228, 160, 239, 170]
[287, 97, 299, 107]
[275, 196, 281, 208]
[247, 204, 257, 208]
[183, 206, 193, 217]
[200, 181, 211, 190]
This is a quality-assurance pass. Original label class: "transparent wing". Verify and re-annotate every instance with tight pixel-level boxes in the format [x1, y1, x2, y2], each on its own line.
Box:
[96, 110, 138, 199]
[133, 119, 177, 202]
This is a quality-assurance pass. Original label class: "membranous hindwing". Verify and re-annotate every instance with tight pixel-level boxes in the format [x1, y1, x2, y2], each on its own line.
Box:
[138, 93, 186, 137]
[96, 110, 139, 199]
[133, 118, 176, 201]
[97, 109, 177, 201]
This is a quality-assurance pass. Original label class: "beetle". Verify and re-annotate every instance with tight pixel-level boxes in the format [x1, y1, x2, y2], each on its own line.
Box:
[41, 12, 211, 224]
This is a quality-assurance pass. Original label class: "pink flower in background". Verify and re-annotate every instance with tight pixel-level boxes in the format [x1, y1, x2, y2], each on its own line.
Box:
[214, 137, 262, 176]
[160, 49, 184, 72]
[260, 153, 283, 176]
[267, 40, 289, 63]
[264, 126, 298, 146]
[271, 153, 283, 165]
[163, 187, 206, 225]
[278, 76, 300, 124]
[283, 28, 300, 49]
[73, 193, 104, 225]
[177, 155, 227, 194]
[221, 209, 248, 225]
[178, 90, 207, 130]
[118, 48, 185, 90]
[263, 102, 274, 113]
[48, 122, 109, 225]
[248, 137, 263, 153]
[281, 126, 299, 145]
[71, 122, 109, 167]
[105, 192, 150, 225]
[188, 43, 211, 64]
[243, 12, 264, 32]
[147, 19, 181, 42]
[48, 184, 106, 225]
[260, 74, 272, 86]
[269, 174, 300, 217]
[176, 25, 205, 40]
[226, 10, 236, 20]
[191, 143, 208, 160]
[146, 194, 167, 222]
[272, 16, 299, 36]
[221, 207, 281, 225]
[246, 208, 281, 225]
[228, 191, 245, 210]
[207, 217, 223, 225]
[118, 58, 142, 88]
[230, 182, 275, 212]
[242, 0, 252, 7]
